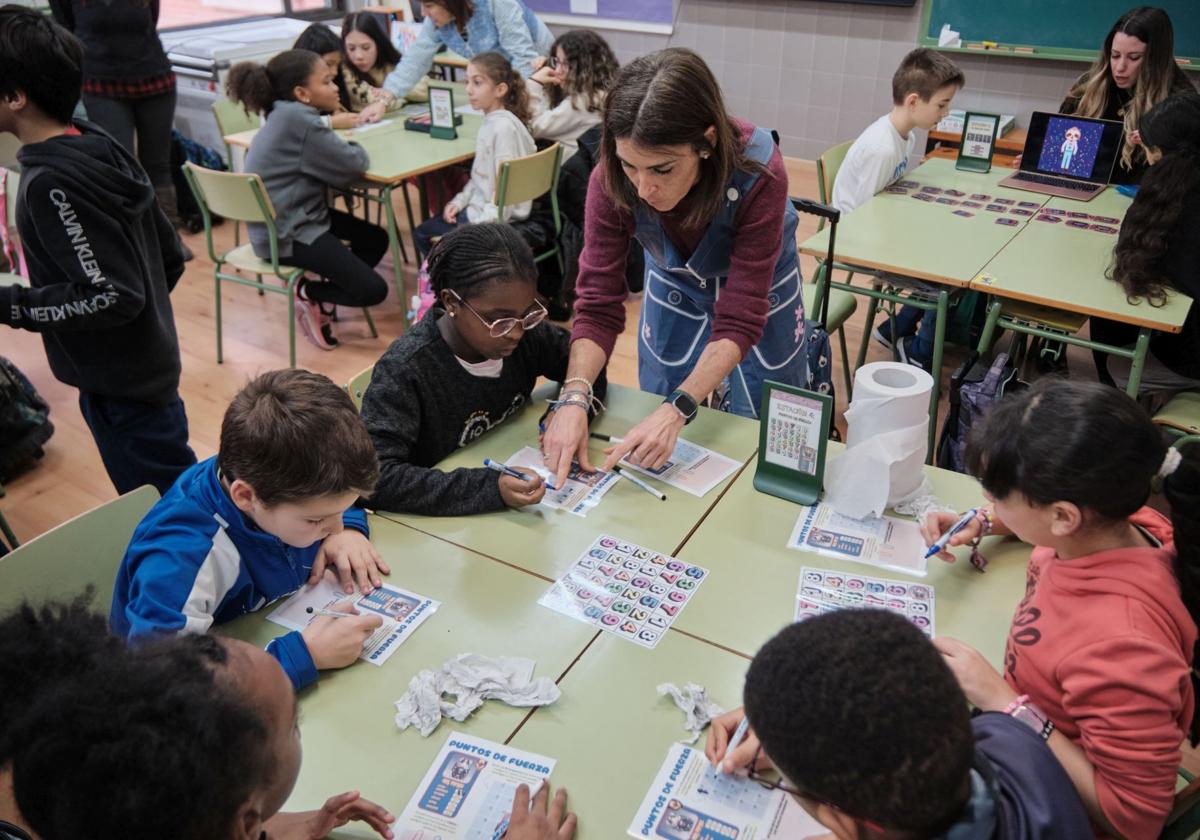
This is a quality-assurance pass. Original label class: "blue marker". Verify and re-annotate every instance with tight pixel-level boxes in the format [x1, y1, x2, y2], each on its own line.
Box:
[924, 508, 979, 559]
[483, 459, 557, 491]
[717, 716, 751, 771]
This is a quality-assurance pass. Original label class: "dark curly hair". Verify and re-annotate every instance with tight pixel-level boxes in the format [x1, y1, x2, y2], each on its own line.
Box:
[546, 29, 618, 112]
[226, 49, 323, 117]
[744, 610, 974, 832]
[1108, 92, 1200, 306]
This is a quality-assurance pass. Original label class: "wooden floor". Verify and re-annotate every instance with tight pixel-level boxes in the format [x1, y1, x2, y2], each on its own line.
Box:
[2, 157, 1095, 543]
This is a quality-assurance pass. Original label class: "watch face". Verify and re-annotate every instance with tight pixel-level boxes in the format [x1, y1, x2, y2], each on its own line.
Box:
[671, 392, 697, 418]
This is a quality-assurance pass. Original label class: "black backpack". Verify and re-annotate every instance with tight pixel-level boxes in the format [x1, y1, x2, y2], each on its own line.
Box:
[0, 356, 54, 482]
[936, 352, 1025, 473]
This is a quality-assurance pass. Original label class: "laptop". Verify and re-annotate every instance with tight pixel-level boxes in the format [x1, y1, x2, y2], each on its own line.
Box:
[998, 111, 1124, 201]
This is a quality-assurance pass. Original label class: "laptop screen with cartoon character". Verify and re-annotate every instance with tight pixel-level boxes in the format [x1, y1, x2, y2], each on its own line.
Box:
[1023, 112, 1123, 184]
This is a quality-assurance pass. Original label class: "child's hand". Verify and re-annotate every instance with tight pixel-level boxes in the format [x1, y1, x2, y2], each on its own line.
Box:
[704, 708, 768, 774]
[442, 201, 461, 224]
[920, 510, 982, 563]
[504, 783, 576, 840]
[263, 791, 396, 839]
[532, 65, 559, 86]
[331, 111, 361, 130]
[499, 472, 547, 509]
[932, 637, 1018, 712]
[301, 602, 384, 670]
[310, 529, 390, 594]
[531, 55, 550, 71]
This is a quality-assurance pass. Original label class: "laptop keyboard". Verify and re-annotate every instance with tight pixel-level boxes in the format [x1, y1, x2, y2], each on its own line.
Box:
[1012, 172, 1096, 191]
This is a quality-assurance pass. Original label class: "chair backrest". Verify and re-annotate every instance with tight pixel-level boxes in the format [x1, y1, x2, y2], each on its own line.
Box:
[4, 167, 18, 228]
[182, 161, 277, 224]
[816, 140, 854, 206]
[212, 99, 262, 143]
[0, 485, 159, 612]
[344, 364, 374, 411]
[495, 143, 562, 211]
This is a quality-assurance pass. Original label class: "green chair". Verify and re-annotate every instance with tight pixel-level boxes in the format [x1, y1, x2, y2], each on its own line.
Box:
[0, 485, 159, 612]
[495, 143, 564, 274]
[811, 141, 859, 396]
[0, 479, 17, 552]
[1154, 391, 1200, 439]
[182, 161, 378, 368]
[1161, 765, 1200, 840]
[1, 167, 25, 287]
[211, 100, 262, 248]
[344, 364, 374, 411]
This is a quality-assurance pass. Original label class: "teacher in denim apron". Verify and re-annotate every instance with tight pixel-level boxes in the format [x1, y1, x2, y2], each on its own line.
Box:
[541, 48, 806, 489]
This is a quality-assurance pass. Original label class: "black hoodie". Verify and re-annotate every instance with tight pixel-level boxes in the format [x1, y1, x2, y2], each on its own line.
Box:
[1, 121, 185, 403]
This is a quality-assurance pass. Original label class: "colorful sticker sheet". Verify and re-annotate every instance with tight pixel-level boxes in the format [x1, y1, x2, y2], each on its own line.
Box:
[395, 732, 555, 839]
[539, 535, 708, 649]
[506, 446, 620, 517]
[1034, 210, 1120, 233]
[795, 566, 935, 638]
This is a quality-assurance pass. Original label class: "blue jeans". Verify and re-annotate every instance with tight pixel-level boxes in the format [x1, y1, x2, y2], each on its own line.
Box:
[883, 305, 937, 363]
[78, 393, 196, 495]
[414, 211, 468, 257]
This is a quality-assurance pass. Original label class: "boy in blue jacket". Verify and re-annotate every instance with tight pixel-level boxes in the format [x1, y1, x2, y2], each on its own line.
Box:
[111, 369, 390, 691]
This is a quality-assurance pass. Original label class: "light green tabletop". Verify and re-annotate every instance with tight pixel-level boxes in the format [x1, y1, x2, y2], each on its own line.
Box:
[220, 515, 598, 837]
[798, 157, 1048, 287]
[506, 631, 752, 840]
[971, 188, 1193, 332]
[672, 444, 1030, 668]
[375, 384, 760, 582]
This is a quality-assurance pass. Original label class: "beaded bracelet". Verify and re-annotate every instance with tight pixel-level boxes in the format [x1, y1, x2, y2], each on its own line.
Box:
[561, 377, 594, 398]
[1002, 694, 1030, 716]
[967, 507, 994, 573]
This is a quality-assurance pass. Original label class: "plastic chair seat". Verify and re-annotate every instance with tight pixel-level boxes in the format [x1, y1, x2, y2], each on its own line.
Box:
[804, 284, 857, 332]
[0, 272, 25, 288]
[1154, 391, 1200, 436]
[222, 243, 302, 278]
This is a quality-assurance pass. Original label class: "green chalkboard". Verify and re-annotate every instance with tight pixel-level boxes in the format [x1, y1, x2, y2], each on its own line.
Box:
[920, 0, 1200, 68]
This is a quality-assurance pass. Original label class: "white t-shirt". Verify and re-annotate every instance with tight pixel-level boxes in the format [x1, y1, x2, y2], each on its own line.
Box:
[831, 115, 925, 214]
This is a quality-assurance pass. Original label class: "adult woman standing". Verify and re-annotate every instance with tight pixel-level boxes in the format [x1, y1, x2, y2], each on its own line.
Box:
[541, 48, 806, 489]
[49, 0, 191, 259]
[1057, 6, 1195, 185]
[361, 0, 552, 122]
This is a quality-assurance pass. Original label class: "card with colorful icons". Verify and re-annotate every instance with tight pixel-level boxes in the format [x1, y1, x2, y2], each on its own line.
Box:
[919, 186, 943, 194]
[935, 197, 960, 205]
[538, 535, 708, 649]
[1009, 208, 1034, 217]
[1042, 208, 1066, 215]
[883, 185, 909, 194]
[1066, 219, 1091, 229]
[1090, 224, 1119, 234]
[969, 193, 991, 201]
[961, 201, 983, 208]
[1016, 201, 1041, 208]
[993, 198, 1015, 205]
[897, 180, 919, 188]
[996, 217, 1020, 226]
[1035, 214, 1063, 223]
[984, 204, 1007, 212]
[952, 210, 974, 218]
[795, 567, 935, 638]
[1089, 215, 1119, 225]
[1067, 211, 1090, 219]
[944, 189, 966, 197]
[911, 193, 935, 202]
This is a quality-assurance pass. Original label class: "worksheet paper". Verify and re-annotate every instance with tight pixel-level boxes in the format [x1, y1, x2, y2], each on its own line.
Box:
[787, 502, 928, 576]
[506, 446, 619, 517]
[395, 732, 555, 840]
[619, 437, 740, 498]
[628, 742, 825, 839]
[796, 566, 936, 638]
[267, 578, 439, 666]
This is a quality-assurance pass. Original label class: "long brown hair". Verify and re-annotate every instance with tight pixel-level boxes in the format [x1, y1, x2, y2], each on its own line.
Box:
[468, 51, 531, 126]
[547, 29, 618, 112]
[599, 48, 763, 229]
[1108, 93, 1200, 305]
[1068, 7, 1191, 172]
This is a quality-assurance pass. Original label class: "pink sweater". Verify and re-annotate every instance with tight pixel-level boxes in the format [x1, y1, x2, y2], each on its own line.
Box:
[570, 119, 791, 360]
[1005, 508, 1196, 840]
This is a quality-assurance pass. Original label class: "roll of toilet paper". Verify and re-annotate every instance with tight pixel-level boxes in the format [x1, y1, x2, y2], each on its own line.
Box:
[824, 362, 934, 519]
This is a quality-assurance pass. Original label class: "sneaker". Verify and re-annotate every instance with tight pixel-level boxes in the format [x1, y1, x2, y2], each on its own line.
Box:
[898, 335, 932, 372]
[872, 322, 895, 350]
[296, 295, 337, 351]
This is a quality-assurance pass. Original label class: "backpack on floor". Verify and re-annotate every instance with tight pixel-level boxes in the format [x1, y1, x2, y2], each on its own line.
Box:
[936, 352, 1024, 473]
[0, 356, 54, 482]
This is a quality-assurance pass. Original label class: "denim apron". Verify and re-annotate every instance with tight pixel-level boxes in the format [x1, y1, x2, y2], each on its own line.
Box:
[635, 127, 806, 418]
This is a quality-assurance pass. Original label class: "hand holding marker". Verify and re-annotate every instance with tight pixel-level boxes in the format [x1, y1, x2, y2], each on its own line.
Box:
[924, 508, 979, 559]
[589, 432, 667, 500]
[484, 458, 556, 490]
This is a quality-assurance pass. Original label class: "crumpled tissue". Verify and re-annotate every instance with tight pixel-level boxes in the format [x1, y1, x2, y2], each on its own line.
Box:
[657, 682, 726, 744]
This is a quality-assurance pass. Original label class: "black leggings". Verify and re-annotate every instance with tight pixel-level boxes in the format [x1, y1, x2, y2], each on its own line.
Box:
[82, 90, 176, 189]
[289, 209, 390, 308]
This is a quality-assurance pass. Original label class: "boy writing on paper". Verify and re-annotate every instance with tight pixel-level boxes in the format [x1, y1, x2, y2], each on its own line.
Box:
[111, 369, 389, 691]
[831, 48, 964, 370]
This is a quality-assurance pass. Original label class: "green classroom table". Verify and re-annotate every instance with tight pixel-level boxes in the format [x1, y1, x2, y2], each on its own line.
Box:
[505, 631, 752, 840]
[969, 187, 1193, 395]
[219, 515, 598, 838]
[375, 383, 760, 582]
[671, 444, 1030, 668]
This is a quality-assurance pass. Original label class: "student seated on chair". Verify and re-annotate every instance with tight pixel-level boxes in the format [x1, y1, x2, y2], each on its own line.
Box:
[111, 369, 388, 692]
[0, 6, 196, 498]
[922, 379, 1200, 839]
[831, 47, 963, 371]
[413, 52, 536, 256]
[361, 224, 605, 516]
[525, 29, 618, 163]
[227, 50, 389, 352]
[708, 610, 1093, 840]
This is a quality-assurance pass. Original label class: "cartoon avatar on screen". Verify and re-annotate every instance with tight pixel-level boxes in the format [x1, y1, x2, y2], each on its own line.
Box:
[1060, 126, 1081, 169]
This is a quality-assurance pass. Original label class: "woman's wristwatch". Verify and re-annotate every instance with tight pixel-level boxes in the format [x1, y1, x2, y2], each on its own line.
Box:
[663, 389, 698, 425]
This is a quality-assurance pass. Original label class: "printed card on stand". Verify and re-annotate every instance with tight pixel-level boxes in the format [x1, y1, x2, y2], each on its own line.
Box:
[506, 446, 619, 517]
[539, 535, 708, 649]
[628, 742, 825, 839]
[268, 577, 439, 666]
[395, 732, 555, 840]
[619, 437, 740, 498]
[795, 566, 935, 638]
[786, 502, 928, 576]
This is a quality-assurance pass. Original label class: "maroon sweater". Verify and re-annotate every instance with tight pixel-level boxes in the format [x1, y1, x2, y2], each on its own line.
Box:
[571, 120, 791, 360]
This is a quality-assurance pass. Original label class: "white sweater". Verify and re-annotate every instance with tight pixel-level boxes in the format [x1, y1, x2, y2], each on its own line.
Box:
[525, 79, 602, 163]
[453, 108, 537, 224]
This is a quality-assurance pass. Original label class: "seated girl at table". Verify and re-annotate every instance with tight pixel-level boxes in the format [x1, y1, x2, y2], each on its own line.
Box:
[1091, 92, 1200, 396]
[921, 378, 1200, 839]
[292, 23, 358, 129]
[412, 52, 536, 256]
[228, 50, 389, 350]
[361, 223, 605, 515]
[526, 29, 618, 162]
[339, 12, 428, 118]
